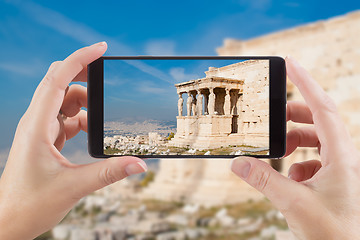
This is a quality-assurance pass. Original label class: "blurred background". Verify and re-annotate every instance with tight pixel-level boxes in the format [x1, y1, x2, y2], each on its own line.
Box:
[1, 0, 360, 239]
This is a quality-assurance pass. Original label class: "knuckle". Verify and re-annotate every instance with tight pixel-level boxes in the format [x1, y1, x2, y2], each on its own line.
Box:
[99, 166, 118, 186]
[51, 60, 62, 66]
[48, 60, 62, 71]
[40, 74, 56, 91]
[42, 61, 62, 85]
[314, 94, 338, 117]
[42, 71, 58, 86]
[280, 195, 306, 216]
[322, 95, 337, 113]
[252, 170, 271, 192]
[43, 74, 55, 84]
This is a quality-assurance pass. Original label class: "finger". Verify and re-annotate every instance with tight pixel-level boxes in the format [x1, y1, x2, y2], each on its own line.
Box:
[288, 160, 322, 182]
[66, 157, 147, 199]
[29, 42, 107, 130]
[285, 127, 320, 157]
[72, 67, 87, 83]
[286, 101, 313, 124]
[286, 56, 335, 116]
[63, 110, 87, 140]
[61, 84, 87, 117]
[286, 56, 354, 158]
[54, 114, 66, 151]
[231, 157, 311, 219]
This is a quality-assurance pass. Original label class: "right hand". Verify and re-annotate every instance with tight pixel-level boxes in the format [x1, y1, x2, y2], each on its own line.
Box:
[231, 56, 360, 239]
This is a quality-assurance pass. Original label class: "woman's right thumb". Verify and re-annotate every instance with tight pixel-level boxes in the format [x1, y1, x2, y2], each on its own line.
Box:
[230, 157, 301, 211]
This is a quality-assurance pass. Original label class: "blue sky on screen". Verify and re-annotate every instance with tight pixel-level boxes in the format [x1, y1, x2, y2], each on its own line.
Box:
[0, 0, 359, 153]
[104, 59, 247, 121]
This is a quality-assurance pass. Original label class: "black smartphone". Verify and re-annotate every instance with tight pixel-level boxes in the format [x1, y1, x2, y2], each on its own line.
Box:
[88, 56, 286, 159]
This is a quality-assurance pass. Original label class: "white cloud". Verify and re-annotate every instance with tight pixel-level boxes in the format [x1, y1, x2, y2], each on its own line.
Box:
[169, 67, 200, 83]
[145, 39, 176, 55]
[11, 0, 131, 54]
[172, 3, 297, 56]
[124, 60, 173, 84]
[105, 76, 129, 86]
[8, 0, 173, 84]
[236, 0, 272, 11]
[108, 96, 136, 103]
[138, 81, 166, 94]
[0, 59, 45, 77]
[284, 2, 300, 7]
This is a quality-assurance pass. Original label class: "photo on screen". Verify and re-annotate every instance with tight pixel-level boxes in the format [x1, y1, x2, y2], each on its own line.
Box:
[104, 59, 269, 156]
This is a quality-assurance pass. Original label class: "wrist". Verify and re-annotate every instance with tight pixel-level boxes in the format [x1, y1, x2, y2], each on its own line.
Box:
[0, 193, 36, 240]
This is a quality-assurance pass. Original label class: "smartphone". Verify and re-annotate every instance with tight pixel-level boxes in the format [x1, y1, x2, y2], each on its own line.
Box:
[88, 56, 286, 159]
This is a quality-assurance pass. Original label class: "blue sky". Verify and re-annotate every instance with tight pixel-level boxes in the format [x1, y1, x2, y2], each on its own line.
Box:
[0, 0, 359, 162]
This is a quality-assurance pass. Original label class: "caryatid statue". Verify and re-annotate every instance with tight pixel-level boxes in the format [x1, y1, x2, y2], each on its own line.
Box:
[208, 87, 215, 115]
[197, 90, 203, 116]
[177, 93, 184, 116]
[191, 92, 197, 116]
[186, 91, 192, 116]
[224, 88, 231, 115]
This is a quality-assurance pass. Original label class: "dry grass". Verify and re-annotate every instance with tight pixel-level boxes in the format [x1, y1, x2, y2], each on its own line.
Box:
[104, 147, 122, 155]
[142, 199, 184, 214]
[226, 199, 274, 219]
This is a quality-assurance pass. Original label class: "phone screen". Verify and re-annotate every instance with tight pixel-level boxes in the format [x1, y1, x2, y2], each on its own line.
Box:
[103, 58, 270, 156]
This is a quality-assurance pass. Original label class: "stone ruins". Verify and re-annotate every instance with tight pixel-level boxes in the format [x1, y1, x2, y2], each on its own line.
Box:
[141, 11, 360, 206]
[169, 60, 269, 150]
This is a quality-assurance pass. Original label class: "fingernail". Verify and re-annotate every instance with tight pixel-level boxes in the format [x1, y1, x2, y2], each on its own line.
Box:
[92, 41, 107, 47]
[230, 158, 251, 179]
[125, 162, 147, 176]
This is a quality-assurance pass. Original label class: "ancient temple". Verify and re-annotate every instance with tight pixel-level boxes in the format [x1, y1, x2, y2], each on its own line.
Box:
[169, 60, 270, 149]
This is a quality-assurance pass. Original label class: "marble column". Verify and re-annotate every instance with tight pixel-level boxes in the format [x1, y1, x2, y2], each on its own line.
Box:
[177, 93, 184, 116]
[224, 88, 231, 115]
[204, 93, 208, 115]
[237, 93, 243, 114]
[197, 90, 203, 116]
[208, 87, 215, 115]
[191, 92, 197, 116]
[186, 91, 192, 116]
[230, 90, 238, 115]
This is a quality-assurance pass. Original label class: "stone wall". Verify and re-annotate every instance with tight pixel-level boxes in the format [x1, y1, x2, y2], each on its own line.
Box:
[206, 60, 270, 146]
[141, 11, 360, 206]
[141, 159, 266, 206]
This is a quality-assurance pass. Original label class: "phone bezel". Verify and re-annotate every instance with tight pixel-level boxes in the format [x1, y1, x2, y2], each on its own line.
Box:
[88, 56, 286, 159]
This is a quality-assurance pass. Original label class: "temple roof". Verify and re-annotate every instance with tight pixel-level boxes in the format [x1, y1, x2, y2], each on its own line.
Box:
[175, 76, 244, 93]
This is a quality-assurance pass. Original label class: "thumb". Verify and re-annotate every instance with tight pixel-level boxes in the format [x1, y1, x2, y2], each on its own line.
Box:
[68, 156, 147, 199]
[230, 157, 304, 212]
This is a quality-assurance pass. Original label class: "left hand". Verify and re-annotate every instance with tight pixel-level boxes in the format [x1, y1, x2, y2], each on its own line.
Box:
[0, 42, 147, 240]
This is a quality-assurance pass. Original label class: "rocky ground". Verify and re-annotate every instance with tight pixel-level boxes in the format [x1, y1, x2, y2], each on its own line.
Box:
[35, 177, 292, 240]
[103, 120, 269, 157]
[104, 137, 268, 156]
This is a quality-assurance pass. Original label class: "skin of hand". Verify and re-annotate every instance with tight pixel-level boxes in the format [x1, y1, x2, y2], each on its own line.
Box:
[231, 56, 360, 239]
[0, 42, 148, 240]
